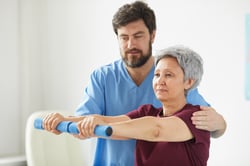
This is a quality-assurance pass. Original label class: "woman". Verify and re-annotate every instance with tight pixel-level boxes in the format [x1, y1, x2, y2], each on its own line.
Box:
[76, 45, 210, 166]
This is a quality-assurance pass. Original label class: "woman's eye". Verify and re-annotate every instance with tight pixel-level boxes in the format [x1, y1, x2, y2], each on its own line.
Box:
[154, 73, 160, 77]
[165, 73, 172, 77]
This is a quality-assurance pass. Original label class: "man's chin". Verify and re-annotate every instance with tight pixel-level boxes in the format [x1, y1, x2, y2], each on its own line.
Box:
[126, 61, 145, 68]
[123, 55, 151, 68]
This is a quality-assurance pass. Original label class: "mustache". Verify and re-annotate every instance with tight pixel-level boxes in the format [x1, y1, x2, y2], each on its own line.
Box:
[125, 48, 142, 54]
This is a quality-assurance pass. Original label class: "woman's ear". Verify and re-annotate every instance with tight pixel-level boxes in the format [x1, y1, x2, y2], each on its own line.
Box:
[184, 79, 195, 90]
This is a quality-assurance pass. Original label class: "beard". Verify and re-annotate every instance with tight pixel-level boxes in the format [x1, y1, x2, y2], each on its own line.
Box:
[121, 42, 152, 68]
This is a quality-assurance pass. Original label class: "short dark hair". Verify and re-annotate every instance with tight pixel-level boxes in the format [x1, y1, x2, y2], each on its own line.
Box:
[112, 1, 156, 35]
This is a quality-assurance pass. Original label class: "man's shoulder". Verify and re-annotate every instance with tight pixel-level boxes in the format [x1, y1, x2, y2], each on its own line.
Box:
[90, 59, 125, 80]
[95, 59, 123, 72]
[186, 88, 210, 106]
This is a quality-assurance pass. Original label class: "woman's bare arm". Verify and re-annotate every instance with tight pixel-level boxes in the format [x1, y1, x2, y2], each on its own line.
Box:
[110, 116, 193, 142]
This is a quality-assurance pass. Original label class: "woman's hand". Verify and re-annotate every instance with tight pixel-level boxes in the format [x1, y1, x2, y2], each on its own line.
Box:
[43, 112, 66, 135]
[76, 115, 106, 139]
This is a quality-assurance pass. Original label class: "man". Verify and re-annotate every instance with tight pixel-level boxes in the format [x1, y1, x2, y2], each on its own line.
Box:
[43, 1, 226, 166]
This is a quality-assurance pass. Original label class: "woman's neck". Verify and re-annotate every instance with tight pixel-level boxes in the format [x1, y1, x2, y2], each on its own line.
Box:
[162, 98, 187, 116]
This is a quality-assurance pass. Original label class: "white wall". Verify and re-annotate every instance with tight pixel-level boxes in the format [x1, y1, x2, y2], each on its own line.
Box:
[0, 0, 21, 156]
[1, 0, 250, 165]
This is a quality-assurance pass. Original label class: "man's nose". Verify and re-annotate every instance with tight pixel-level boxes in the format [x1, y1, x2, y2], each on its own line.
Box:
[127, 37, 136, 49]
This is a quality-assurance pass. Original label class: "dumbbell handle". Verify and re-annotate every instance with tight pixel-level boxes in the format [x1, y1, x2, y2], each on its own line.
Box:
[34, 118, 112, 137]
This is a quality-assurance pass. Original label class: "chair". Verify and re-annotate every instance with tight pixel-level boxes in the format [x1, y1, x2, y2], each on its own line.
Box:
[25, 110, 95, 166]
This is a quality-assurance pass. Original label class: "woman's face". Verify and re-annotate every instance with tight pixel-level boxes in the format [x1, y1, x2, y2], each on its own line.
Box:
[153, 57, 191, 102]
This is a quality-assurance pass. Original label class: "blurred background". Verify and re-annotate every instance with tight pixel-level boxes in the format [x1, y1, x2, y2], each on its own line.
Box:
[1, 0, 250, 165]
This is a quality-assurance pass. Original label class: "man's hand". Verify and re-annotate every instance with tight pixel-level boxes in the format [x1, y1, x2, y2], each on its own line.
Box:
[191, 106, 226, 138]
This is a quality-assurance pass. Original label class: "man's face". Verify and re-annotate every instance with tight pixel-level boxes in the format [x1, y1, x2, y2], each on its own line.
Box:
[117, 19, 155, 68]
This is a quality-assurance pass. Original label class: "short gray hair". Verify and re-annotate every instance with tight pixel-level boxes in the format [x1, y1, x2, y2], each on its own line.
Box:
[155, 45, 203, 91]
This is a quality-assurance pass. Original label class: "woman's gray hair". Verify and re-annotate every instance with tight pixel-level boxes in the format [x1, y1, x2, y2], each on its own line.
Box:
[155, 45, 203, 91]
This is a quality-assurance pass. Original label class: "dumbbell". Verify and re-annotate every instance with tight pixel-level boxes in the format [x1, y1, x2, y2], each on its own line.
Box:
[34, 118, 112, 137]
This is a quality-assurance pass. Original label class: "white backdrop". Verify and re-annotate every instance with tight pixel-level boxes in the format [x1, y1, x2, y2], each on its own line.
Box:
[1, 0, 250, 165]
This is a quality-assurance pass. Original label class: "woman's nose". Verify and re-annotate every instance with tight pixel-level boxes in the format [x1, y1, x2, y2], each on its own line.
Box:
[156, 76, 165, 85]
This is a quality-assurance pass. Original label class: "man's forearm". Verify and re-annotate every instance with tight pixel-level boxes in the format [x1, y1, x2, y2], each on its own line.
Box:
[211, 117, 227, 138]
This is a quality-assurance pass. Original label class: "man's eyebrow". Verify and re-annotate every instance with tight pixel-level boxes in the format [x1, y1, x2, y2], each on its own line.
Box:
[133, 31, 145, 36]
[119, 31, 145, 37]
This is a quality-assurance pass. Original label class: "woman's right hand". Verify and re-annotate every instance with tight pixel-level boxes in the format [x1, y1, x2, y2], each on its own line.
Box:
[43, 112, 66, 135]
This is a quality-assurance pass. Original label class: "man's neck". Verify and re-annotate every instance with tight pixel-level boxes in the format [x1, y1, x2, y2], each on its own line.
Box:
[126, 56, 155, 86]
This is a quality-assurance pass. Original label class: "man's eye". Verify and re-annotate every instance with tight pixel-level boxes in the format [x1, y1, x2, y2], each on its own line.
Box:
[119, 36, 128, 41]
[134, 35, 143, 39]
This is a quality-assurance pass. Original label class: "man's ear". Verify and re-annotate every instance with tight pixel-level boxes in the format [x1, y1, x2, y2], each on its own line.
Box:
[184, 79, 195, 90]
[150, 30, 156, 43]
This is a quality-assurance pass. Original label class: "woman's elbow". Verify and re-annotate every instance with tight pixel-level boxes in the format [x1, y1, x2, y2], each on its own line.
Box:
[145, 125, 161, 141]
